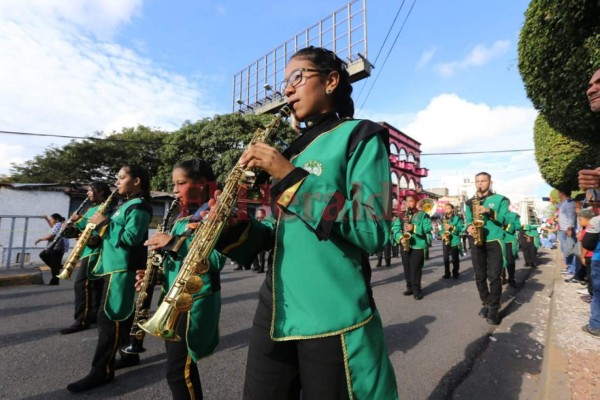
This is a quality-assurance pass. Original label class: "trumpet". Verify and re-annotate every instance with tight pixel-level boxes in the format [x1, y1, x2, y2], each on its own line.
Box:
[122, 198, 179, 354]
[58, 190, 117, 280]
[471, 197, 484, 247]
[140, 105, 291, 341]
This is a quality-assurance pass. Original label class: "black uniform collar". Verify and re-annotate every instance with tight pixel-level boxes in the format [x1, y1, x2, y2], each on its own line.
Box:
[477, 191, 494, 201]
[282, 112, 342, 160]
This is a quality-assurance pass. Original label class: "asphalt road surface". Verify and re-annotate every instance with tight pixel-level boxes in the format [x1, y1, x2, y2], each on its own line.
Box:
[0, 242, 550, 399]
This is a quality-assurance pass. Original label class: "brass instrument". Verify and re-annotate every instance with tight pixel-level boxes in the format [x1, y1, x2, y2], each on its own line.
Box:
[140, 105, 291, 341]
[47, 198, 90, 252]
[442, 215, 451, 246]
[419, 198, 436, 217]
[122, 198, 179, 354]
[400, 208, 413, 253]
[58, 190, 117, 280]
[471, 196, 484, 247]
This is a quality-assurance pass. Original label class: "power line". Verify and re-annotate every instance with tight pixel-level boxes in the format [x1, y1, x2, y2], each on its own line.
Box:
[422, 148, 534, 156]
[354, 0, 407, 104]
[0, 129, 163, 145]
[357, 0, 418, 114]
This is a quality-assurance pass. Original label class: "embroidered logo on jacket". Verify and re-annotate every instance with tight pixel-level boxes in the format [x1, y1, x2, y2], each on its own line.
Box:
[303, 160, 323, 176]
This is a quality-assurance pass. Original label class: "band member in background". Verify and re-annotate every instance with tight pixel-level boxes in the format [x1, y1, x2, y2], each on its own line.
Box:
[522, 221, 540, 268]
[67, 164, 153, 393]
[60, 182, 111, 334]
[391, 214, 399, 258]
[251, 208, 270, 273]
[502, 209, 521, 287]
[393, 195, 432, 300]
[441, 203, 463, 279]
[142, 158, 224, 399]
[35, 213, 69, 285]
[215, 46, 398, 399]
[465, 172, 509, 325]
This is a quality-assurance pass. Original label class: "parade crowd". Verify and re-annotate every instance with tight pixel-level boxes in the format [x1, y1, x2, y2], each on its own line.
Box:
[31, 51, 600, 399]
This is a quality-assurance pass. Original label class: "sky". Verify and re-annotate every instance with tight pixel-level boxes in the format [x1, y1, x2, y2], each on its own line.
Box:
[0, 0, 551, 209]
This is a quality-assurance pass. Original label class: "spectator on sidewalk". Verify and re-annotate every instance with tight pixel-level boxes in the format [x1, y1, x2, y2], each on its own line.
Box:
[35, 213, 69, 285]
[556, 189, 577, 275]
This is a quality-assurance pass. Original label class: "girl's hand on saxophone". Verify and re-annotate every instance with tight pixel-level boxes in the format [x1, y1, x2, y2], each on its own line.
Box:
[144, 233, 172, 251]
[238, 143, 295, 180]
[88, 212, 107, 225]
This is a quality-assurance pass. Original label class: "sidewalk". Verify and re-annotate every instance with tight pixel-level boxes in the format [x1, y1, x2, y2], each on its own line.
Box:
[0, 263, 45, 287]
[540, 249, 600, 400]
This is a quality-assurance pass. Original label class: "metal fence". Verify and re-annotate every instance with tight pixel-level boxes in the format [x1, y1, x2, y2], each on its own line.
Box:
[0, 215, 50, 269]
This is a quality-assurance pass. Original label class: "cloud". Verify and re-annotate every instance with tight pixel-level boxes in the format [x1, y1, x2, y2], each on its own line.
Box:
[402, 93, 537, 152]
[0, 144, 27, 173]
[435, 40, 510, 77]
[416, 48, 436, 70]
[0, 0, 219, 175]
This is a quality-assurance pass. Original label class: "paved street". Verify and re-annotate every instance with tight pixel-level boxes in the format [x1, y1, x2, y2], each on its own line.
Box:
[0, 243, 553, 399]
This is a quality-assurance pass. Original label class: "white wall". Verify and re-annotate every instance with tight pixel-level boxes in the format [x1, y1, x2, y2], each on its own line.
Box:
[0, 188, 71, 267]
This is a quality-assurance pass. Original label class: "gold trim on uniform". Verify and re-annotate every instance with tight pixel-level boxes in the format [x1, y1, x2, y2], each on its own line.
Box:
[276, 178, 306, 208]
[341, 333, 355, 400]
[221, 223, 251, 254]
[184, 354, 196, 400]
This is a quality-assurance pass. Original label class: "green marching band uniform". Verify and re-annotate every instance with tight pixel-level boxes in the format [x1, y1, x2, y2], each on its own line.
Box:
[441, 213, 463, 248]
[440, 212, 463, 278]
[217, 116, 398, 399]
[392, 209, 432, 250]
[523, 223, 540, 248]
[464, 193, 509, 319]
[502, 211, 521, 284]
[93, 197, 153, 320]
[162, 212, 226, 362]
[522, 222, 540, 267]
[75, 205, 104, 279]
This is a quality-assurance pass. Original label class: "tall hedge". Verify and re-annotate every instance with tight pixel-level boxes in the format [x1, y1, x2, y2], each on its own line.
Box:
[519, 0, 600, 138]
[534, 114, 600, 189]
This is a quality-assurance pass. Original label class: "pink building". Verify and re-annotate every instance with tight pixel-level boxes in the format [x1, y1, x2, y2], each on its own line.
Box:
[380, 122, 429, 214]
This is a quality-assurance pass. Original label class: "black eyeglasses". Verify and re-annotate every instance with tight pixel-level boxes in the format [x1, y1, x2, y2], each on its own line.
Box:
[280, 68, 328, 93]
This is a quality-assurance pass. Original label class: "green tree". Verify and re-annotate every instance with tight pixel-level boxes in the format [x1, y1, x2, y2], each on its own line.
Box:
[534, 114, 600, 189]
[10, 126, 168, 184]
[155, 112, 297, 191]
[518, 0, 600, 137]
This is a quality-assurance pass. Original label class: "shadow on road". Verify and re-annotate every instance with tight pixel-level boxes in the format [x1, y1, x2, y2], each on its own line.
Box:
[384, 315, 436, 355]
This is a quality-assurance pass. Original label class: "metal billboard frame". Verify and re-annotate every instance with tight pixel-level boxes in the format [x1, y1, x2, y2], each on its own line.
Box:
[232, 0, 371, 114]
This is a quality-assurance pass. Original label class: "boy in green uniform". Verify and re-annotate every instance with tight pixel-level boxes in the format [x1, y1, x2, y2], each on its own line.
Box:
[441, 203, 463, 279]
[465, 172, 509, 325]
[67, 165, 152, 393]
[502, 210, 521, 287]
[522, 221, 540, 268]
[60, 182, 111, 334]
[217, 47, 398, 399]
[393, 195, 432, 299]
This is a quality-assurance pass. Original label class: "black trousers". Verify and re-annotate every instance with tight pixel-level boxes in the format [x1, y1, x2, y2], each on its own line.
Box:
[470, 240, 503, 313]
[73, 257, 104, 326]
[400, 248, 425, 292]
[252, 251, 269, 272]
[505, 243, 516, 282]
[442, 244, 460, 276]
[243, 278, 349, 400]
[522, 238, 537, 266]
[165, 312, 203, 400]
[89, 276, 133, 380]
[39, 249, 64, 280]
[377, 243, 391, 266]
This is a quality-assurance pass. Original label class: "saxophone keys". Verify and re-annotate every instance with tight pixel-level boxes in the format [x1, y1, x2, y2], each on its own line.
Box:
[239, 170, 256, 189]
[194, 259, 210, 275]
[174, 293, 194, 312]
[184, 275, 204, 294]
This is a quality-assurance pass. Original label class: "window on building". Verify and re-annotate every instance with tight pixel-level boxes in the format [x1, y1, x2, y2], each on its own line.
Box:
[399, 148, 407, 162]
[399, 175, 408, 189]
[391, 172, 399, 185]
[408, 179, 416, 189]
[390, 143, 399, 156]
[407, 153, 415, 163]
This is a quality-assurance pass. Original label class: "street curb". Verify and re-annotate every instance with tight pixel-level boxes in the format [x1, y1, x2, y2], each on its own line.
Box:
[0, 267, 45, 287]
[538, 250, 572, 400]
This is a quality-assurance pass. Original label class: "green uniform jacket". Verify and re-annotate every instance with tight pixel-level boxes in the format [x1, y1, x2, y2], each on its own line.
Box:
[523, 224, 540, 248]
[392, 209, 432, 249]
[94, 197, 152, 320]
[218, 117, 397, 399]
[503, 212, 521, 256]
[440, 213, 463, 247]
[465, 193, 510, 242]
[73, 205, 103, 278]
[162, 215, 225, 363]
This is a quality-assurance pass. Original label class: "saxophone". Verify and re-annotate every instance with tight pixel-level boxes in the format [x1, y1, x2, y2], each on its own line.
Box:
[400, 208, 413, 252]
[58, 190, 117, 280]
[471, 196, 484, 247]
[122, 198, 179, 354]
[140, 105, 291, 341]
[442, 215, 451, 246]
